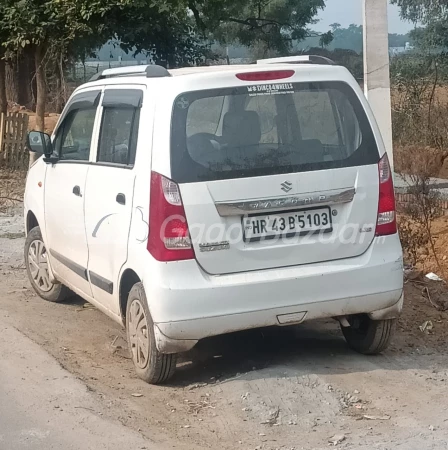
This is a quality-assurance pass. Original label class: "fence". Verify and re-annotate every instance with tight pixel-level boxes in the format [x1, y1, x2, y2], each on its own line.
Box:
[0, 112, 29, 170]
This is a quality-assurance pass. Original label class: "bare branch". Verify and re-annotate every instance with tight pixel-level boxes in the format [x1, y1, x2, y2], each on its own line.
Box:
[220, 17, 289, 29]
[0, 196, 23, 202]
[188, 1, 205, 32]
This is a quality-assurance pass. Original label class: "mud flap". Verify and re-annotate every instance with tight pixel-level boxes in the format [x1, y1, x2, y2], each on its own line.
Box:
[154, 324, 198, 354]
[368, 292, 404, 320]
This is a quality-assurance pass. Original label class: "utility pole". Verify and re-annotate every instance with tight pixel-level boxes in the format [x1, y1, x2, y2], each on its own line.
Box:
[363, 0, 393, 167]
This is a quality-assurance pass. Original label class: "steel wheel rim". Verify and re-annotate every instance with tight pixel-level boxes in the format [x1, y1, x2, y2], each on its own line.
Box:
[128, 299, 150, 369]
[28, 239, 52, 293]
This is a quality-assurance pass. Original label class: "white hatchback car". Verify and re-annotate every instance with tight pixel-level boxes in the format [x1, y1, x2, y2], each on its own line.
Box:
[24, 56, 403, 384]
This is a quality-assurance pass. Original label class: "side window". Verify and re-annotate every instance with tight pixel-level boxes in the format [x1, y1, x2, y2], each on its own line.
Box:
[56, 108, 97, 161]
[97, 89, 142, 166]
[97, 107, 140, 165]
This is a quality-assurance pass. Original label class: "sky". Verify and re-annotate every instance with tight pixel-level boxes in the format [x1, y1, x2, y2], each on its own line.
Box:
[314, 0, 413, 34]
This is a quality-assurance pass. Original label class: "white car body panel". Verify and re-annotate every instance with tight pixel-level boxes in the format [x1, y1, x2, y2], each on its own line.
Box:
[143, 235, 402, 344]
[24, 158, 47, 239]
[24, 62, 403, 354]
[44, 163, 92, 297]
[83, 85, 146, 315]
[179, 166, 378, 275]
[84, 165, 136, 315]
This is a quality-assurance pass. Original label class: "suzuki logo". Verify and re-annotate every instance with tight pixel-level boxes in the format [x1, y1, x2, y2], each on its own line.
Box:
[280, 181, 293, 193]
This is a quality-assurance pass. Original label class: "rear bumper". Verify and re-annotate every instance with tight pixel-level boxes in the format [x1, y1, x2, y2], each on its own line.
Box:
[143, 235, 403, 353]
[154, 291, 403, 353]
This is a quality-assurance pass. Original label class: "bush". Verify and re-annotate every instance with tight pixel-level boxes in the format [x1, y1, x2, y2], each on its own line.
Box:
[391, 53, 447, 273]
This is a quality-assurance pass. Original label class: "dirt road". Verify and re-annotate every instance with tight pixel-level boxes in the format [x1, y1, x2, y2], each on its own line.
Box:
[2, 206, 448, 450]
[0, 321, 155, 449]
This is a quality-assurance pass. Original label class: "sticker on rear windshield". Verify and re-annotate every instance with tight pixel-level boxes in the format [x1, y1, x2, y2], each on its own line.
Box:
[176, 97, 190, 109]
[247, 83, 294, 96]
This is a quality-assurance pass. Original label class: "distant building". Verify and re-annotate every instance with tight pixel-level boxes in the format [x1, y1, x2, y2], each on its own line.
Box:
[389, 42, 414, 56]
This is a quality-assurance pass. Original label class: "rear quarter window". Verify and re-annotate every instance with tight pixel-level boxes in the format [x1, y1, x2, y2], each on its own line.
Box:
[186, 96, 225, 136]
[170, 81, 379, 183]
[295, 91, 339, 145]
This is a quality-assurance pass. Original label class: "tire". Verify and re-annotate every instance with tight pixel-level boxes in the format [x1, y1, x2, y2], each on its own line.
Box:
[24, 226, 70, 303]
[341, 315, 396, 355]
[126, 282, 177, 384]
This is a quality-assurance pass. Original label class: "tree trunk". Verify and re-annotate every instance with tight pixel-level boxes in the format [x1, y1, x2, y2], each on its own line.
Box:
[54, 51, 66, 113]
[167, 53, 176, 69]
[6, 57, 19, 105]
[0, 56, 7, 115]
[35, 44, 46, 132]
[55, 73, 62, 113]
[30, 44, 47, 167]
[5, 51, 36, 110]
[0, 55, 6, 169]
[18, 49, 35, 110]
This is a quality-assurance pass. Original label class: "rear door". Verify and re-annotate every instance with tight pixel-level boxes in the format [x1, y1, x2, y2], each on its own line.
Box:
[170, 79, 380, 275]
[84, 87, 142, 315]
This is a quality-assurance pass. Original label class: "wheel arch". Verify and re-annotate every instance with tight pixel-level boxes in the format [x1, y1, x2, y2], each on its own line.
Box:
[26, 210, 39, 234]
[119, 268, 141, 324]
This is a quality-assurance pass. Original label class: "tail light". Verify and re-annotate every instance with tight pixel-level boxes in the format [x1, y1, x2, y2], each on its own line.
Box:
[236, 70, 295, 81]
[375, 153, 397, 236]
[147, 172, 194, 261]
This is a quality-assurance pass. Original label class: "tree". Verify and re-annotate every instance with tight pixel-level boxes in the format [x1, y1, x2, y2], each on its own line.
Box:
[300, 24, 410, 54]
[391, 0, 446, 23]
[1, 0, 77, 130]
[190, 0, 327, 56]
[103, 4, 208, 68]
[330, 23, 341, 31]
[331, 24, 363, 53]
[0, 3, 8, 114]
[391, 0, 448, 48]
[0, 0, 327, 132]
[0, 56, 6, 115]
[319, 30, 333, 49]
[0, 0, 194, 129]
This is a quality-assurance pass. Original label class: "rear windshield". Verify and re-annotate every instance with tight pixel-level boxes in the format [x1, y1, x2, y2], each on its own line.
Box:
[170, 81, 379, 183]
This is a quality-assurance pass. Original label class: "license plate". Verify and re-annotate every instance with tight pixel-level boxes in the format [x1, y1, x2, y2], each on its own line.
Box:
[242, 207, 332, 242]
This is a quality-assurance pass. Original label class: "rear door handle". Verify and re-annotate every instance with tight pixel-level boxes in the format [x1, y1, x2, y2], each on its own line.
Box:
[73, 185, 82, 197]
[116, 193, 126, 205]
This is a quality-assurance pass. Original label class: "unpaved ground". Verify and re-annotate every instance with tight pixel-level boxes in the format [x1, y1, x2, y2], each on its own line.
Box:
[0, 321, 156, 449]
[2, 206, 448, 449]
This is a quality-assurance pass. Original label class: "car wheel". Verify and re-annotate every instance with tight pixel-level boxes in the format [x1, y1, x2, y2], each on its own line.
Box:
[25, 226, 70, 303]
[126, 282, 177, 384]
[341, 315, 396, 355]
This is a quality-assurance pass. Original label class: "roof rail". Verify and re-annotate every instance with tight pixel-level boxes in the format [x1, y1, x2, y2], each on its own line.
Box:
[257, 55, 335, 66]
[89, 65, 171, 82]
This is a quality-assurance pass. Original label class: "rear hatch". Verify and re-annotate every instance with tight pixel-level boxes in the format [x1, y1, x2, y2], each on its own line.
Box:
[170, 74, 380, 275]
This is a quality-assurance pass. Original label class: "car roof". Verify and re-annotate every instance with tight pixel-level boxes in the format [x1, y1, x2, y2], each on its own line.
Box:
[169, 65, 258, 76]
[73, 62, 351, 97]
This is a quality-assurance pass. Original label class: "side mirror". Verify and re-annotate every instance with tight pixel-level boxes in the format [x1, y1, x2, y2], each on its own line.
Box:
[27, 131, 53, 158]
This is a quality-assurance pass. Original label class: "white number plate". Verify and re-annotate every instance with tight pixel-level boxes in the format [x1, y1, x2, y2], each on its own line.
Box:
[243, 207, 332, 242]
